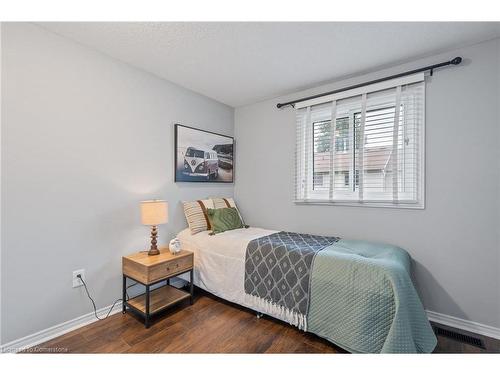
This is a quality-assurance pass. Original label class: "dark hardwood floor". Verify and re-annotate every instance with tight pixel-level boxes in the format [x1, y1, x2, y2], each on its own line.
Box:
[28, 290, 499, 354]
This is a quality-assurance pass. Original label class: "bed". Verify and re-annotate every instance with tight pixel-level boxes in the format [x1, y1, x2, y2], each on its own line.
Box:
[177, 226, 437, 353]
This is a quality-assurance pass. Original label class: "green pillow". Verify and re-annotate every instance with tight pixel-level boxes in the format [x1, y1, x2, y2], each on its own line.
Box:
[206, 207, 244, 234]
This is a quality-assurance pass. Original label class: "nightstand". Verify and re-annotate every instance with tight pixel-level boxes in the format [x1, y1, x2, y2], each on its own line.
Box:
[122, 247, 194, 328]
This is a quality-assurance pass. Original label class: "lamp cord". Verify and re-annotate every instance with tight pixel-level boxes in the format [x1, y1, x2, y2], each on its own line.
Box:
[77, 275, 136, 321]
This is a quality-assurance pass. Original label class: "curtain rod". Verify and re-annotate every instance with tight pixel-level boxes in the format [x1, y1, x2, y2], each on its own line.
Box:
[276, 56, 462, 109]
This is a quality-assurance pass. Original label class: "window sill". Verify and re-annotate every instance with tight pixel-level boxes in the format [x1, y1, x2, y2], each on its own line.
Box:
[294, 200, 425, 210]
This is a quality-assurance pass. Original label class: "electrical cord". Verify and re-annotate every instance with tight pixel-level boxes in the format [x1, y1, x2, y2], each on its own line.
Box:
[77, 274, 135, 321]
[125, 282, 138, 300]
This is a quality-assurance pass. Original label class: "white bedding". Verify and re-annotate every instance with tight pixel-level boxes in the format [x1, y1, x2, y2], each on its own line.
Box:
[177, 227, 278, 315]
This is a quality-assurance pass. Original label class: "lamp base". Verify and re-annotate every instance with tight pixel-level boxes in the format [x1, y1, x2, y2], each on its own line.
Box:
[147, 225, 160, 256]
[147, 248, 160, 256]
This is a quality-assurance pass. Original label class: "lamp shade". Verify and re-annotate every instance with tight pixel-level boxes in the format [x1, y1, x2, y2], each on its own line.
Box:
[140, 200, 168, 226]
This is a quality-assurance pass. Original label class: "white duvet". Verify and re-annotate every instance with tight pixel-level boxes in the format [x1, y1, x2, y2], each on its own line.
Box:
[177, 227, 278, 315]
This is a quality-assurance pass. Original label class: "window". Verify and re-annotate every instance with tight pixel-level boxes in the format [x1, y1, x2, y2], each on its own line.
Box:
[313, 172, 328, 190]
[295, 73, 425, 208]
[312, 121, 330, 191]
[343, 172, 349, 187]
[335, 118, 349, 152]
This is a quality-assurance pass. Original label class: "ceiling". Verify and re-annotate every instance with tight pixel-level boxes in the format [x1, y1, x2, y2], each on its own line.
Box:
[38, 22, 500, 107]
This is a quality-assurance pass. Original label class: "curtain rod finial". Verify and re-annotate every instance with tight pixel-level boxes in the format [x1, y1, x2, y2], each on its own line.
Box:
[451, 57, 462, 65]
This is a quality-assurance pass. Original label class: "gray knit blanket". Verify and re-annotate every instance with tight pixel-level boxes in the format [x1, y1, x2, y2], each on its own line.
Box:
[244, 231, 339, 322]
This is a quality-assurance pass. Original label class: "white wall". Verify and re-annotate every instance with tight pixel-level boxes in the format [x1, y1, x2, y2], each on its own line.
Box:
[235, 39, 500, 329]
[1, 23, 234, 344]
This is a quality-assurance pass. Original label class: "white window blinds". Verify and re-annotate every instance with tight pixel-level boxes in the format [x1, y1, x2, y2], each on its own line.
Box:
[295, 73, 425, 208]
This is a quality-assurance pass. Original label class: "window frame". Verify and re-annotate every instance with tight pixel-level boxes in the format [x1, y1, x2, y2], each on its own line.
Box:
[295, 79, 425, 209]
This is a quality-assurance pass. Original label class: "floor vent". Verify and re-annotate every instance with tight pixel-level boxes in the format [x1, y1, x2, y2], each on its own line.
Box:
[434, 326, 485, 349]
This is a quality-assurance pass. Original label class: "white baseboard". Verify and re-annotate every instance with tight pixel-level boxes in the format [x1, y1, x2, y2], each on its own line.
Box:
[0, 278, 188, 353]
[170, 278, 187, 288]
[426, 310, 500, 340]
[0, 302, 122, 353]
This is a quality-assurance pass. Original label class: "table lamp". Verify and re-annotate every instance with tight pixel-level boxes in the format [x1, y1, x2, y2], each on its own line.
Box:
[140, 200, 168, 256]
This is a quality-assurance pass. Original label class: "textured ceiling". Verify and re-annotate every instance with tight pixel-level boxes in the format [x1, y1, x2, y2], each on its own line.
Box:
[38, 22, 500, 107]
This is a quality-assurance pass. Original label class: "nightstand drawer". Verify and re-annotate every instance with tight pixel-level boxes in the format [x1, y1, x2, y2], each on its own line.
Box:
[123, 249, 193, 285]
[149, 254, 193, 282]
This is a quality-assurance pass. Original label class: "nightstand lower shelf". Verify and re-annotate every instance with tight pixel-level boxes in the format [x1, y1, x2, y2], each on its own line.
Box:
[127, 285, 191, 314]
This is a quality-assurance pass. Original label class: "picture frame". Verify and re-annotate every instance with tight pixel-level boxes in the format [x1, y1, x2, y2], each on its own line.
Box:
[174, 123, 234, 183]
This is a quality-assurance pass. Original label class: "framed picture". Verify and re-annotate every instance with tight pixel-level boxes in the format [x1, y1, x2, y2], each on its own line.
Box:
[174, 124, 234, 183]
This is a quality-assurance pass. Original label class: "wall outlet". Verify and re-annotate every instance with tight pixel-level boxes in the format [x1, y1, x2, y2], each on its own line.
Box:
[72, 269, 85, 288]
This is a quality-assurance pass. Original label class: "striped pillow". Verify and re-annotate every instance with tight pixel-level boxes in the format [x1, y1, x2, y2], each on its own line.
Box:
[212, 197, 237, 209]
[182, 199, 214, 235]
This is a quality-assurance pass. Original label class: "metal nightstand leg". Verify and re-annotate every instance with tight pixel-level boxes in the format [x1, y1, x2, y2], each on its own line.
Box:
[122, 275, 126, 314]
[145, 285, 150, 328]
[190, 269, 194, 305]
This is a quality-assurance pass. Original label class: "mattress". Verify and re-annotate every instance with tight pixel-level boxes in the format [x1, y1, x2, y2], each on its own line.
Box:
[177, 227, 279, 316]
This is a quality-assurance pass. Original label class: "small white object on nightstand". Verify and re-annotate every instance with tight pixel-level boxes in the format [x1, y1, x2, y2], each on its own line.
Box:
[169, 238, 181, 255]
